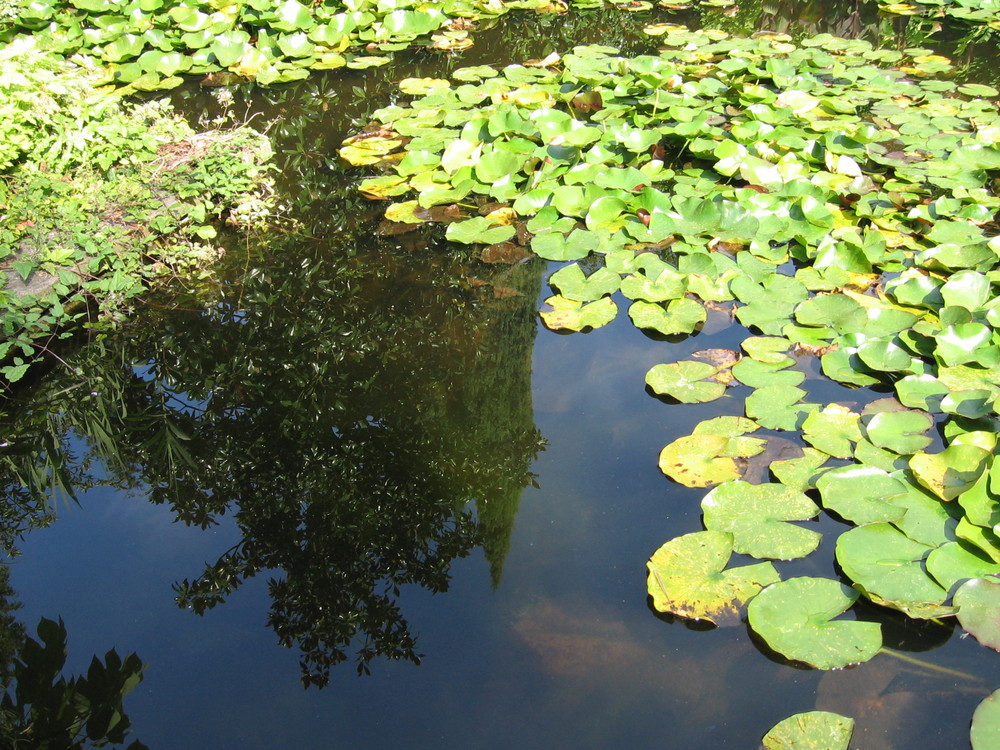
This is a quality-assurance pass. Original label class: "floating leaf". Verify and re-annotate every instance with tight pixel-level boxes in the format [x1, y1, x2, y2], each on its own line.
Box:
[770, 448, 830, 491]
[645, 361, 727, 404]
[658, 434, 742, 488]
[972, 688, 1000, 750]
[861, 402, 934, 455]
[815, 465, 908, 525]
[802, 405, 863, 459]
[539, 295, 617, 332]
[926, 543, 1000, 595]
[629, 298, 706, 336]
[956, 578, 1000, 652]
[445, 216, 516, 245]
[646, 530, 780, 625]
[548, 264, 620, 302]
[701, 481, 821, 560]
[835, 523, 953, 618]
[747, 577, 882, 669]
[761, 711, 855, 750]
[910, 443, 991, 501]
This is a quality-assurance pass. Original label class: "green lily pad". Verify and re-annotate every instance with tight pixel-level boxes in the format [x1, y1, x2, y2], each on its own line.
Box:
[971, 688, 1000, 750]
[646, 530, 780, 625]
[835, 523, 954, 618]
[802, 405, 863, 459]
[732, 358, 805, 389]
[445, 216, 516, 245]
[658, 434, 742, 488]
[956, 578, 1000, 653]
[770, 448, 830, 491]
[926, 542, 1000, 595]
[645, 361, 727, 404]
[761, 711, 855, 750]
[747, 576, 882, 669]
[910, 443, 991, 501]
[815, 465, 908, 525]
[628, 298, 706, 336]
[741, 336, 794, 366]
[861, 401, 934, 455]
[701, 481, 821, 560]
[548, 264, 620, 302]
[745, 386, 819, 432]
[539, 295, 617, 332]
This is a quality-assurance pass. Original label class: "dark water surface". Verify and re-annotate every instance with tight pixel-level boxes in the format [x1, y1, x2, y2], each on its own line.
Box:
[4, 4, 1000, 748]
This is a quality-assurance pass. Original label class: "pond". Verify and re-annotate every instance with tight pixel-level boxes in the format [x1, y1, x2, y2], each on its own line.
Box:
[3, 2, 1000, 747]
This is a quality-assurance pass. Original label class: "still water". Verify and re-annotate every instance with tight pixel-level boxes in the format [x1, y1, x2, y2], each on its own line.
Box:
[3, 4, 1000, 748]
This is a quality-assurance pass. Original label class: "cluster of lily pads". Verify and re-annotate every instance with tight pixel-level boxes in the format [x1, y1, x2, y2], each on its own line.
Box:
[878, 0, 1000, 27]
[0, 0, 671, 91]
[341, 27, 1000, 746]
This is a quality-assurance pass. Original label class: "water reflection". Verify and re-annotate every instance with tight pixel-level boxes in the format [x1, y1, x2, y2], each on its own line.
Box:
[0, 226, 545, 685]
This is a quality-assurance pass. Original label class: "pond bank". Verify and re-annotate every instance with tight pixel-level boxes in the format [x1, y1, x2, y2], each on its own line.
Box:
[0, 40, 276, 387]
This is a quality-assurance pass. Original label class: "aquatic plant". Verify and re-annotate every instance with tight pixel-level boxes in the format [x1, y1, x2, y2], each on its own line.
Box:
[341, 28, 1000, 743]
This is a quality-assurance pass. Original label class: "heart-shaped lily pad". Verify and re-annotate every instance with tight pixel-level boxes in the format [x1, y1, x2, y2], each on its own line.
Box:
[646, 530, 780, 625]
[645, 361, 727, 404]
[955, 577, 1000, 652]
[548, 263, 621, 302]
[761, 710, 855, 750]
[629, 298, 706, 336]
[802, 404, 863, 459]
[815, 465, 908, 525]
[701, 481, 821, 560]
[539, 295, 617, 332]
[972, 688, 1000, 750]
[659, 434, 744, 488]
[835, 523, 953, 618]
[910, 443, 991, 501]
[926, 542, 1000, 595]
[747, 576, 882, 669]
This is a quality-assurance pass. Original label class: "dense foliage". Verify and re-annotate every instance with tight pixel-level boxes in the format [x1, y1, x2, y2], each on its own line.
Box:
[342, 29, 1000, 745]
[0, 40, 275, 385]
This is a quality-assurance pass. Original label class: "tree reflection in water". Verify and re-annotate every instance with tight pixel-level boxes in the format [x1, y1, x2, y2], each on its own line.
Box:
[0, 227, 545, 686]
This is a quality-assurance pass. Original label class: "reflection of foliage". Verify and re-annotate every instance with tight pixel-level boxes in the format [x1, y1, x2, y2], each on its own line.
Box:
[1, 615, 145, 749]
[1, 219, 543, 683]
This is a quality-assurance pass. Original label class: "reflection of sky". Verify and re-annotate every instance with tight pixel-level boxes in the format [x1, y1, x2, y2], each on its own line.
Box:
[6, 317, 992, 750]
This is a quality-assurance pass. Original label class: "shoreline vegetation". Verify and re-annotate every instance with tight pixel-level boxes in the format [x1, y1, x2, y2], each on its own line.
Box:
[0, 38, 276, 387]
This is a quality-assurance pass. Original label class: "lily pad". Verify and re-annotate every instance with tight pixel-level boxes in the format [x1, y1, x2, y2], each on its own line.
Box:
[910, 443, 991, 501]
[645, 361, 727, 404]
[761, 711, 855, 750]
[956, 578, 1000, 652]
[926, 542, 1000, 595]
[539, 295, 617, 332]
[835, 523, 954, 618]
[548, 264, 620, 302]
[659, 434, 743, 488]
[971, 688, 1000, 750]
[701, 481, 822, 560]
[646, 530, 780, 625]
[802, 405, 863, 459]
[628, 298, 706, 336]
[815, 465, 908, 525]
[747, 576, 882, 669]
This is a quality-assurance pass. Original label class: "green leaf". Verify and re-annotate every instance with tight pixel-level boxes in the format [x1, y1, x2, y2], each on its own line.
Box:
[972, 688, 1000, 750]
[701, 481, 821, 560]
[628, 298, 706, 336]
[645, 361, 727, 404]
[801, 404, 862, 459]
[745, 386, 818, 432]
[815, 465, 908, 525]
[548, 264, 620, 302]
[445, 217, 516, 245]
[761, 711, 855, 750]
[862, 401, 934, 455]
[910, 443, 991, 501]
[658, 434, 742, 488]
[835, 523, 954, 618]
[646, 530, 780, 625]
[747, 576, 882, 669]
[956, 578, 1000, 653]
[926, 543, 1000, 595]
[539, 295, 617, 331]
